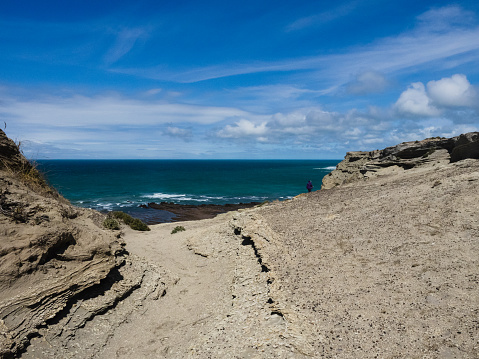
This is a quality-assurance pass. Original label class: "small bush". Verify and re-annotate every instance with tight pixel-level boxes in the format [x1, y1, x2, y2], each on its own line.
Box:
[171, 225, 185, 234]
[111, 211, 131, 223]
[103, 217, 120, 230]
[129, 218, 150, 231]
[110, 211, 150, 231]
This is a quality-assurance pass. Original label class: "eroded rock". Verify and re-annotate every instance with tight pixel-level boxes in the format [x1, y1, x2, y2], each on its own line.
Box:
[0, 130, 133, 358]
[322, 132, 479, 189]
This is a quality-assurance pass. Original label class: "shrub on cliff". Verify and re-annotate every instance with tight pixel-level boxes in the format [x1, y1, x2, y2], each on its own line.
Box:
[110, 211, 150, 231]
[103, 217, 120, 230]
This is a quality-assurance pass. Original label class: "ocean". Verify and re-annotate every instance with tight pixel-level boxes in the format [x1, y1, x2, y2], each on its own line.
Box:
[36, 159, 340, 223]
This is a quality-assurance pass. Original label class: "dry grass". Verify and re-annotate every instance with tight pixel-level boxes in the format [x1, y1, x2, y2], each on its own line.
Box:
[0, 140, 62, 200]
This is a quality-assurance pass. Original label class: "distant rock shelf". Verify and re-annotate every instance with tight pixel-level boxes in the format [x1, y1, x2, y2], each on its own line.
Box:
[141, 201, 261, 222]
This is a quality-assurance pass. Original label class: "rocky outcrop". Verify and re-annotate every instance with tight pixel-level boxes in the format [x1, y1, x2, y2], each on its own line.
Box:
[0, 130, 140, 358]
[322, 132, 479, 189]
[143, 201, 261, 223]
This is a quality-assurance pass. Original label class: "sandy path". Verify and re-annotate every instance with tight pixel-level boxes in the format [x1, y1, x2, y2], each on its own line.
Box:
[22, 210, 304, 358]
[94, 213, 302, 358]
[97, 215, 238, 358]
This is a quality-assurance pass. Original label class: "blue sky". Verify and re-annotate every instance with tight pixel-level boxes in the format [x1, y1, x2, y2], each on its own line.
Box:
[1, 0, 479, 159]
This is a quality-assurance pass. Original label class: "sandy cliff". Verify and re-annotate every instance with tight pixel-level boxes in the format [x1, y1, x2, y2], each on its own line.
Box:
[0, 130, 167, 358]
[3, 130, 479, 358]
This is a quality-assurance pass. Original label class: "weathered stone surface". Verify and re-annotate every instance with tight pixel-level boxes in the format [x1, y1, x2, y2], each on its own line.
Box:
[0, 130, 139, 358]
[253, 158, 479, 358]
[322, 132, 479, 189]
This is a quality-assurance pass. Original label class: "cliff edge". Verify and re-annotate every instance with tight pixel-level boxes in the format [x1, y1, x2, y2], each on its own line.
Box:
[322, 132, 479, 189]
[0, 130, 148, 358]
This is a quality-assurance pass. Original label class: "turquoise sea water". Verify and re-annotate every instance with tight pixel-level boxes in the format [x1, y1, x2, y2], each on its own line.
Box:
[37, 159, 340, 222]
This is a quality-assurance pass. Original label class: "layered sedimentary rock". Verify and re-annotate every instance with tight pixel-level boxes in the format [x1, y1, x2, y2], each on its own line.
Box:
[0, 130, 151, 358]
[322, 132, 479, 189]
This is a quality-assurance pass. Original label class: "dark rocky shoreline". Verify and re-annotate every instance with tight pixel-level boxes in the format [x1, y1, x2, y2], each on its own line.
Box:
[139, 201, 261, 223]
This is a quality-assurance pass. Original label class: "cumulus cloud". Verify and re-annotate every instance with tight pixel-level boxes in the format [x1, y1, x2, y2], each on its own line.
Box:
[216, 119, 268, 140]
[394, 82, 441, 117]
[395, 74, 478, 117]
[215, 107, 387, 149]
[427, 74, 477, 107]
[346, 71, 389, 95]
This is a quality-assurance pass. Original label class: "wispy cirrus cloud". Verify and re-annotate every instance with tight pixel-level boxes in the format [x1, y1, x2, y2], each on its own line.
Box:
[0, 94, 251, 129]
[103, 27, 148, 65]
[285, 1, 360, 32]
[111, 5, 479, 89]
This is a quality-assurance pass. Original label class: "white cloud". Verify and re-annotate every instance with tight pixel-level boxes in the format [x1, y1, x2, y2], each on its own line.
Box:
[215, 107, 383, 146]
[271, 110, 307, 127]
[395, 74, 479, 118]
[4, 73, 479, 159]
[416, 5, 475, 31]
[164, 126, 193, 140]
[346, 71, 389, 95]
[394, 82, 441, 117]
[0, 95, 251, 128]
[217, 119, 268, 139]
[427, 74, 477, 107]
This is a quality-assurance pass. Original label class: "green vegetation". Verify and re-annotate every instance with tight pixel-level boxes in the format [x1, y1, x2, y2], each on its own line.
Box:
[103, 217, 120, 230]
[171, 225, 185, 234]
[110, 211, 150, 231]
